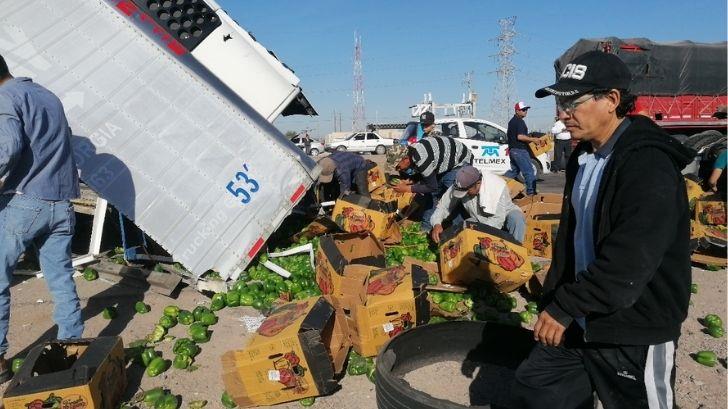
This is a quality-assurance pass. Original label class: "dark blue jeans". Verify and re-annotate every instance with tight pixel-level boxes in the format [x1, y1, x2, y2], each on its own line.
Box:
[505, 148, 537, 195]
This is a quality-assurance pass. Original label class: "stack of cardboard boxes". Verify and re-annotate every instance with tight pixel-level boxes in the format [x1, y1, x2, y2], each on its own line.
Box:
[331, 194, 401, 244]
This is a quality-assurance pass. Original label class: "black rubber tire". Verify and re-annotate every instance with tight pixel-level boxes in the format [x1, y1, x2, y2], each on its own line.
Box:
[375, 321, 535, 409]
[530, 158, 543, 178]
[309, 148, 320, 156]
[684, 130, 724, 151]
[336, 145, 347, 152]
[375, 145, 387, 155]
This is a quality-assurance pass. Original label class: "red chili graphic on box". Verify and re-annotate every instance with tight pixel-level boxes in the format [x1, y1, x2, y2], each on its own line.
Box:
[257, 301, 310, 337]
[367, 266, 407, 295]
[473, 237, 525, 271]
[335, 207, 374, 233]
[273, 351, 309, 394]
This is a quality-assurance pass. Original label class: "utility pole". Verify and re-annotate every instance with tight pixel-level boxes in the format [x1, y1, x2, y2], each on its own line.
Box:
[352, 31, 366, 133]
[489, 16, 517, 127]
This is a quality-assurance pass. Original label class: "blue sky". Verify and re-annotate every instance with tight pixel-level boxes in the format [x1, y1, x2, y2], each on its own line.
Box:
[217, 0, 727, 137]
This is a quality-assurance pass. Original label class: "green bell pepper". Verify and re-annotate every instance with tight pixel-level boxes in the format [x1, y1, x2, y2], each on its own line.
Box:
[427, 274, 438, 286]
[299, 397, 315, 407]
[694, 350, 718, 367]
[189, 323, 210, 343]
[159, 315, 178, 329]
[428, 316, 447, 324]
[221, 391, 237, 408]
[134, 301, 151, 314]
[226, 290, 241, 307]
[690, 283, 698, 294]
[157, 394, 179, 409]
[102, 307, 117, 320]
[193, 306, 211, 321]
[11, 358, 23, 374]
[173, 353, 193, 369]
[148, 324, 167, 343]
[519, 311, 533, 324]
[526, 302, 539, 314]
[141, 348, 157, 367]
[439, 301, 456, 313]
[704, 314, 723, 329]
[707, 326, 724, 338]
[82, 267, 98, 281]
[177, 310, 194, 325]
[163, 305, 180, 318]
[173, 338, 194, 353]
[145, 357, 169, 377]
[143, 388, 165, 406]
[431, 292, 444, 304]
[239, 293, 255, 306]
[366, 364, 376, 383]
[210, 293, 226, 311]
[199, 312, 218, 326]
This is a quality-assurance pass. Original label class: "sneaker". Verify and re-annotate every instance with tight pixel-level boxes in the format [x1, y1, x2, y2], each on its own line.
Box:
[0, 355, 11, 383]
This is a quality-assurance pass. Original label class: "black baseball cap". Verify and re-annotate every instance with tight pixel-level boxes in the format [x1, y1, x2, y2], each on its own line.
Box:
[419, 111, 435, 126]
[535, 51, 631, 98]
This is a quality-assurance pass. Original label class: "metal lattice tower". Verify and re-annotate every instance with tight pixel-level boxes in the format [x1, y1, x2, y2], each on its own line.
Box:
[352, 31, 366, 132]
[489, 16, 517, 126]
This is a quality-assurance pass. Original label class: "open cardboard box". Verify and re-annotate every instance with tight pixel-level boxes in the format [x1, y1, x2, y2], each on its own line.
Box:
[366, 162, 386, 192]
[522, 202, 562, 259]
[438, 221, 533, 293]
[332, 194, 402, 243]
[315, 232, 386, 297]
[221, 297, 350, 408]
[504, 177, 525, 199]
[335, 261, 430, 357]
[3, 337, 126, 409]
[514, 193, 563, 210]
[370, 185, 416, 212]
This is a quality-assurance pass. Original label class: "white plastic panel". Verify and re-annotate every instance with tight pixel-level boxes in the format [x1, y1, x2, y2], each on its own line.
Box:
[0, 0, 319, 279]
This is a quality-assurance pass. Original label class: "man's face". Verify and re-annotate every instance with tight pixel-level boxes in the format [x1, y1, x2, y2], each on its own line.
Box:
[467, 181, 481, 197]
[557, 90, 620, 141]
[396, 156, 411, 172]
[422, 123, 434, 133]
[516, 109, 528, 118]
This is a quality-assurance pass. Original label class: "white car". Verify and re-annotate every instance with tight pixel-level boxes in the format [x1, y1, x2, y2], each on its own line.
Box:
[325, 132, 396, 154]
[434, 118, 551, 176]
[290, 135, 324, 156]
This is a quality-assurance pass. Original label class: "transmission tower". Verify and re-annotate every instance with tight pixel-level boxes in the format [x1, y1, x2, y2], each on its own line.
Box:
[489, 16, 517, 126]
[352, 31, 366, 132]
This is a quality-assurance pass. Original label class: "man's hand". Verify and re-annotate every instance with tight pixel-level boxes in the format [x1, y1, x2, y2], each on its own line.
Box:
[393, 182, 411, 193]
[533, 310, 566, 347]
[430, 224, 444, 243]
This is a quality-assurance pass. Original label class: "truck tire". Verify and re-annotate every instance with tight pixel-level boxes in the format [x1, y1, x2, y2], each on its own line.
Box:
[685, 130, 724, 152]
[309, 148, 320, 156]
[530, 159, 543, 179]
[375, 145, 387, 155]
[375, 321, 535, 409]
[336, 145, 347, 152]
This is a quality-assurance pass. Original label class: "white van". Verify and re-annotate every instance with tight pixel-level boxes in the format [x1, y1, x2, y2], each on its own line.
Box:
[436, 118, 551, 176]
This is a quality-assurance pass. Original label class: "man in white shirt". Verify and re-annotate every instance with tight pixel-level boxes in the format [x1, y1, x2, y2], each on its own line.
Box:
[430, 166, 526, 243]
[551, 117, 572, 172]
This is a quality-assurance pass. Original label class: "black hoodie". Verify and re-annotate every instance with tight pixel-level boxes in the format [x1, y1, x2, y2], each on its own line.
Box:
[542, 115, 696, 345]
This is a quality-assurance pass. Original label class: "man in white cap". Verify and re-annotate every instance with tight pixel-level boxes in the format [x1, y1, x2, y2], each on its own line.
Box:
[504, 101, 544, 195]
[429, 166, 525, 243]
[317, 151, 370, 198]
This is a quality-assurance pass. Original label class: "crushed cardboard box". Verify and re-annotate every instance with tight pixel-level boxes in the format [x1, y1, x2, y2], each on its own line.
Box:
[438, 221, 533, 292]
[315, 232, 386, 297]
[332, 194, 402, 243]
[370, 185, 416, 212]
[221, 297, 350, 408]
[3, 337, 126, 409]
[334, 260, 430, 357]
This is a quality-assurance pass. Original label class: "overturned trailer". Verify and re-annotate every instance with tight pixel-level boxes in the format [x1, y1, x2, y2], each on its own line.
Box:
[1, 0, 319, 279]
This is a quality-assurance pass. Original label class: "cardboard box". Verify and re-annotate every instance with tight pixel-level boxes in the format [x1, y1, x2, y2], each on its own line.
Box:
[514, 193, 563, 210]
[315, 232, 386, 296]
[520, 202, 561, 258]
[504, 177, 525, 199]
[335, 261, 430, 357]
[684, 176, 706, 210]
[528, 134, 553, 157]
[3, 337, 126, 409]
[438, 221, 533, 292]
[332, 194, 401, 242]
[370, 185, 416, 212]
[366, 162, 386, 192]
[525, 256, 552, 296]
[221, 297, 350, 408]
[695, 200, 727, 226]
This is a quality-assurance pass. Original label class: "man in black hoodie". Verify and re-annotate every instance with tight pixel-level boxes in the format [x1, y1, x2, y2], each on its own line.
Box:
[512, 51, 695, 409]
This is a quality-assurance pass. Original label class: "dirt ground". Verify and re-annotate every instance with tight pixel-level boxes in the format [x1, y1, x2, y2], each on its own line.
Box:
[0, 262, 724, 409]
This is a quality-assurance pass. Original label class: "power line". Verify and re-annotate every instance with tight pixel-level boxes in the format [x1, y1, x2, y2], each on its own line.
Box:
[352, 31, 366, 133]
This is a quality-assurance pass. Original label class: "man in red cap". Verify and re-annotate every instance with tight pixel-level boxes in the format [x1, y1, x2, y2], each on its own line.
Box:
[505, 101, 544, 195]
